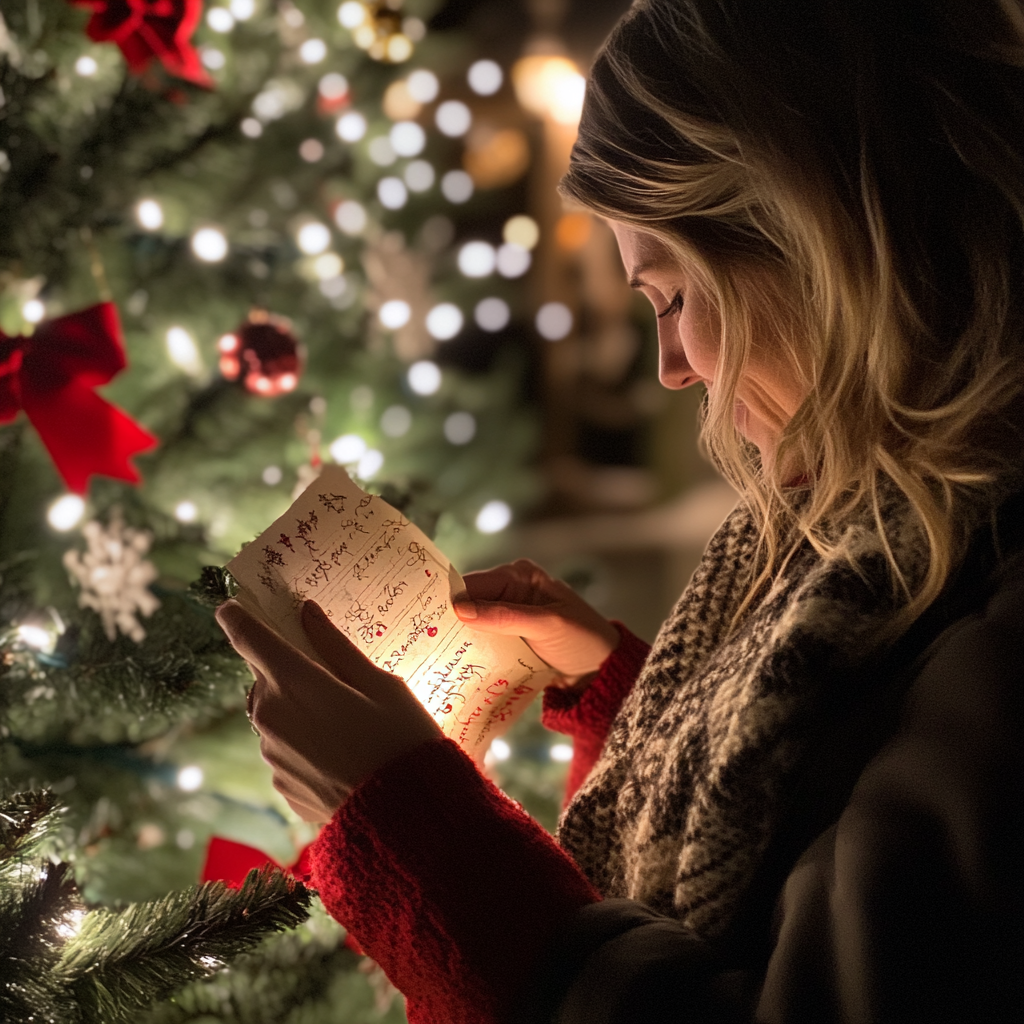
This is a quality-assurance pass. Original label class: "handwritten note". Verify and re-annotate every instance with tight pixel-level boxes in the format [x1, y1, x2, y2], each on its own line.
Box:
[226, 466, 554, 760]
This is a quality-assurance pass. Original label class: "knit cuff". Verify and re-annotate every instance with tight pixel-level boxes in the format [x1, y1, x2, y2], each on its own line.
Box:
[542, 622, 650, 743]
[309, 737, 601, 1024]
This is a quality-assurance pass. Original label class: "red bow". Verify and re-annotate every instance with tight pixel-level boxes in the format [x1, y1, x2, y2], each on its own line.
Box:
[201, 836, 315, 889]
[0, 303, 158, 494]
[70, 0, 211, 87]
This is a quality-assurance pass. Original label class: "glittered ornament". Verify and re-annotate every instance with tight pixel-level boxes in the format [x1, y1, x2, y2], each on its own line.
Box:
[218, 311, 302, 396]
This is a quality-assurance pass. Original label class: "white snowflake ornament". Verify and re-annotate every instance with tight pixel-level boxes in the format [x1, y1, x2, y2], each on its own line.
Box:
[63, 513, 161, 642]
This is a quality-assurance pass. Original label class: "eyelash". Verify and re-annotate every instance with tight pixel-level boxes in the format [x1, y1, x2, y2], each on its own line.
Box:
[657, 292, 684, 319]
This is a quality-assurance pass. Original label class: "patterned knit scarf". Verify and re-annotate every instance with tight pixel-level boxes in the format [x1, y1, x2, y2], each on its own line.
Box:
[557, 487, 933, 939]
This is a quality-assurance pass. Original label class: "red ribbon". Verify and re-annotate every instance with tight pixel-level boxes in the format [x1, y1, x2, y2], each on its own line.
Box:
[70, 0, 211, 87]
[0, 303, 158, 494]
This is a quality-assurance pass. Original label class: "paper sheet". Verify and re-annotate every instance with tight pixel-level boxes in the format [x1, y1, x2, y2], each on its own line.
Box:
[226, 466, 555, 760]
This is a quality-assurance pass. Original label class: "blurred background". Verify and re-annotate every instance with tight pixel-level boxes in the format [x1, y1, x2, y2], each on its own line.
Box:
[0, 0, 734, 1019]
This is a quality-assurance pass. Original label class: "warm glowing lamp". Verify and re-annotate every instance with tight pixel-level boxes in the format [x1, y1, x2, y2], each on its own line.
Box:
[512, 54, 585, 125]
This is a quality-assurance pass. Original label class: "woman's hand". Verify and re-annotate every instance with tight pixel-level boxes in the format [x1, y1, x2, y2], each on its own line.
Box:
[454, 559, 619, 684]
[215, 599, 442, 822]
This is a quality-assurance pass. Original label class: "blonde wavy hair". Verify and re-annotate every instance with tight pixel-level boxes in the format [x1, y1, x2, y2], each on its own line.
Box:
[561, 0, 1024, 629]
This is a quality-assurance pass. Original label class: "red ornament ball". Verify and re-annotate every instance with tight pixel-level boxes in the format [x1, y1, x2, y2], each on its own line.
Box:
[218, 312, 302, 396]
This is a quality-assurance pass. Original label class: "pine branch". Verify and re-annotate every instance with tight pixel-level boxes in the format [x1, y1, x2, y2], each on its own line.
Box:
[0, 789, 62, 876]
[188, 566, 238, 610]
[0, 860, 83, 1024]
[57, 868, 312, 1024]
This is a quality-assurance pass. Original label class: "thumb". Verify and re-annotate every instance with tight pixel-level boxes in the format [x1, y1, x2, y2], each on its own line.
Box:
[300, 600, 395, 697]
[454, 598, 561, 639]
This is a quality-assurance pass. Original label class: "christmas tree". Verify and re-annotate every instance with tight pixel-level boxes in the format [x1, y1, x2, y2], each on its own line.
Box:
[0, 0, 570, 1017]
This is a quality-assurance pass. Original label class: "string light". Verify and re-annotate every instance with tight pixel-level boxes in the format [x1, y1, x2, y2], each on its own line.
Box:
[503, 215, 539, 250]
[489, 738, 511, 761]
[299, 138, 324, 162]
[201, 49, 226, 71]
[356, 449, 384, 479]
[336, 111, 367, 142]
[206, 7, 234, 31]
[389, 121, 425, 157]
[166, 326, 204, 375]
[296, 222, 330, 255]
[75, 55, 98, 76]
[404, 159, 434, 192]
[262, 465, 283, 485]
[425, 303, 463, 340]
[536, 302, 573, 341]
[319, 72, 349, 101]
[368, 136, 397, 166]
[241, 118, 262, 138]
[377, 176, 408, 209]
[174, 501, 198, 523]
[22, 299, 44, 324]
[313, 252, 343, 280]
[334, 199, 367, 235]
[406, 69, 439, 103]
[56, 908, 86, 939]
[440, 170, 473, 204]
[435, 100, 471, 137]
[496, 243, 531, 278]
[467, 59, 503, 96]
[177, 766, 204, 791]
[136, 199, 164, 230]
[300, 38, 327, 64]
[337, 1, 365, 29]
[475, 297, 510, 332]
[230, 0, 254, 19]
[458, 241, 496, 278]
[444, 411, 476, 445]
[191, 227, 228, 262]
[16, 624, 57, 654]
[550, 743, 573, 762]
[408, 360, 441, 395]
[47, 495, 85, 531]
[476, 499, 512, 534]
[380, 404, 412, 437]
[379, 299, 411, 329]
[512, 54, 586, 125]
[329, 433, 367, 463]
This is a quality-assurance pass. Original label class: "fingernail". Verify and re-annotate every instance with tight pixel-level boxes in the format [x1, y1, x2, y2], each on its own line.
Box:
[454, 600, 477, 620]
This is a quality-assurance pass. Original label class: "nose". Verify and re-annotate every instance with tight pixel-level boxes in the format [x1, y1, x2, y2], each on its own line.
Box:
[657, 320, 694, 390]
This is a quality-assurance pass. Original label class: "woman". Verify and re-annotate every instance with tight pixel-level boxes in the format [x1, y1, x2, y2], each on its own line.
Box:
[216, 0, 1024, 1020]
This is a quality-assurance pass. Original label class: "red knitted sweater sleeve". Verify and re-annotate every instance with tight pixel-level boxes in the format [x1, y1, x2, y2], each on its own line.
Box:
[541, 622, 650, 803]
[309, 737, 601, 1024]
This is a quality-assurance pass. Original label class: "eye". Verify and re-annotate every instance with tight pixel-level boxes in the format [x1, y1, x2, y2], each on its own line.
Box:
[656, 291, 684, 319]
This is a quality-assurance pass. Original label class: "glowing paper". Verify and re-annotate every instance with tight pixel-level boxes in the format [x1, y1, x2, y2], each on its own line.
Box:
[226, 466, 553, 759]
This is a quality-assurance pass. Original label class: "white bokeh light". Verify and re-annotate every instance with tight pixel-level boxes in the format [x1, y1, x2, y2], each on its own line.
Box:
[435, 100, 472, 137]
[379, 299, 411, 330]
[241, 117, 262, 138]
[313, 252, 343, 280]
[468, 59, 503, 96]
[17, 624, 55, 653]
[390, 121, 426, 157]
[380, 404, 412, 437]
[338, 0, 365, 28]
[75, 55, 98, 76]
[406, 68, 439, 103]
[177, 766, 204, 792]
[191, 227, 228, 262]
[174, 501, 198, 523]
[503, 214, 539, 250]
[404, 159, 435, 192]
[368, 136, 397, 166]
[444, 411, 476, 445]
[356, 449, 384, 479]
[299, 138, 324, 162]
[475, 297, 511, 332]
[166, 326, 203, 375]
[377, 176, 408, 210]
[262, 465, 283, 485]
[425, 303, 463, 340]
[201, 48, 226, 70]
[536, 302, 574, 341]
[496, 243, 531, 278]
[319, 72, 348, 100]
[550, 743, 573, 763]
[329, 433, 367, 464]
[296, 221, 331, 255]
[336, 111, 367, 142]
[408, 360, 441, 395]
[458, 241, 496, 278]
[230, 0, 255, 19]
[334, 199, 367, 235]
[476, 499, 512, 534]
[22, 299, 44, 324]
[206, 7, 234, 31]
[300, 38, 327, 64]
[136, 199, 164, 230]
[489, 738, 511, 761]
[47, 494, 85, 531]
[441, 170, 474, 204]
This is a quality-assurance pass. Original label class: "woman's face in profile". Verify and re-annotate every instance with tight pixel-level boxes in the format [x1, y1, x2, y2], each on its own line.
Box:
[610, 222, 806, 465]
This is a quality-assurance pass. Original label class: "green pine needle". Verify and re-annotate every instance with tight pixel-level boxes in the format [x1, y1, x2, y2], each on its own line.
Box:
[0, 790, 62, 877]
[57, 868, 312, 1024]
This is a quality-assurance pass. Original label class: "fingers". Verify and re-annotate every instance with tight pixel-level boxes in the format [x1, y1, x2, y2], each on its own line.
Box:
[461, 559, 551, 604]
[454, 598, 563, 637]
[300, 600, 398, 698]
